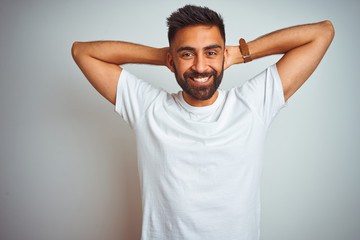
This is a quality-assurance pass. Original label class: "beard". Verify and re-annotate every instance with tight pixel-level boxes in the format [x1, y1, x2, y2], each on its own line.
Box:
[173, 62, 224, 101]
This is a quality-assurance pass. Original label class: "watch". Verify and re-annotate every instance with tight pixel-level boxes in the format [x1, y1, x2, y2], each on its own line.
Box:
[239, 38, 252, 63]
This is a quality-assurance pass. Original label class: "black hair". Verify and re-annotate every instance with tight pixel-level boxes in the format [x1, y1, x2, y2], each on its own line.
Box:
[167, 5, 225, 45]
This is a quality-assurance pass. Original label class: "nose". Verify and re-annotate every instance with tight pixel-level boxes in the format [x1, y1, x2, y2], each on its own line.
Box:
[192, 55, 208, 73]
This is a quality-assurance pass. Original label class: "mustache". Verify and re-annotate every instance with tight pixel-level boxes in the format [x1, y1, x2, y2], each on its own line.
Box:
[183, 70, 217, 79]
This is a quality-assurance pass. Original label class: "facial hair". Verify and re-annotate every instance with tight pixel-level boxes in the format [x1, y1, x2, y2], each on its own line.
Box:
[173, 62, 224, 101]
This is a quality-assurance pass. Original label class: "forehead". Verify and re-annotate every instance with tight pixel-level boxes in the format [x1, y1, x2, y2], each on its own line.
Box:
[172, 25, 224, 50]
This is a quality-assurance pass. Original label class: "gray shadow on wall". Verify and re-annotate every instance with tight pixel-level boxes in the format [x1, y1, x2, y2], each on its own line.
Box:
[47, 78, 143, 240]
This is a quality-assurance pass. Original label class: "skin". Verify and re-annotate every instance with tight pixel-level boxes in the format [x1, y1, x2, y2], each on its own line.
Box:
[167, 25, 227, 106]
[71, 20, 334, 106]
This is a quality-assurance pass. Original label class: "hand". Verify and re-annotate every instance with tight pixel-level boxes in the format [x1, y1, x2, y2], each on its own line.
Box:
[224, 45, 242, 70]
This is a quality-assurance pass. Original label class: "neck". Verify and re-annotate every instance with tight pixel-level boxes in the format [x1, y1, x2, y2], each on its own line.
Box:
[182, 90, 219, 107]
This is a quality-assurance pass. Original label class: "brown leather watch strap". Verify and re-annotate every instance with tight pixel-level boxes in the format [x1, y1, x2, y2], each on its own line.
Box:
[239, 38, 252, 63]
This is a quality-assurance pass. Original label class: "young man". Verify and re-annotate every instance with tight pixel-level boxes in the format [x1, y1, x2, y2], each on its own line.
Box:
[72, 5, 334, 240]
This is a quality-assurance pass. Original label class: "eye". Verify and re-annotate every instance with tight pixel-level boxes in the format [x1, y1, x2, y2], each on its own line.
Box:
[207, 51, 217, 56]
[182, 52, 193, 58]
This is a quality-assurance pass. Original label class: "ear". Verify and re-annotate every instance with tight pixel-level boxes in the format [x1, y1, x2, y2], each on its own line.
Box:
[224, 46, 231, 70]
[224, 47, 229, 63]
[167, 51, 175, 73]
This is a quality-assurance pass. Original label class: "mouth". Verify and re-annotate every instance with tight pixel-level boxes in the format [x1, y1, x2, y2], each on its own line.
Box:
[189, 75, 212, 85]
[192, 76, 210, 82]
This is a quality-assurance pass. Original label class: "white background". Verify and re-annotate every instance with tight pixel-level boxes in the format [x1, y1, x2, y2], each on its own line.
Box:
[0, 0, 359, 239]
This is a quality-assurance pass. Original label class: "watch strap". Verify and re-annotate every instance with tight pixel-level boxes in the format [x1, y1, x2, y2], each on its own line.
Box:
[239, 38, 252, 63]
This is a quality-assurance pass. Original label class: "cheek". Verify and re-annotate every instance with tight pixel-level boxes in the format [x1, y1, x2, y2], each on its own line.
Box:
[214, 58, 225, 71]
[174, 60, 192, 75]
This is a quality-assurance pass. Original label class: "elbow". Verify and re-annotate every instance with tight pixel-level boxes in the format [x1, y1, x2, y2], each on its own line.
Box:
[71, 41, 83, 60]
[322, 20, 335, 40]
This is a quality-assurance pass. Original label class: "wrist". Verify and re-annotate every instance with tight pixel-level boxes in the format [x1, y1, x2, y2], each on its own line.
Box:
[159, 47, 169, 66]
[230, 45, 244, 65]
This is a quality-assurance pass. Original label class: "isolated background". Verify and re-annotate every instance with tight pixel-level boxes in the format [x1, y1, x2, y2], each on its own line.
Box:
[1, 0, 359, 239]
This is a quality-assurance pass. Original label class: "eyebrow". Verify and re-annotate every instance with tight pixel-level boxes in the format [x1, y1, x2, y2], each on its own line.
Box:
[204, 44, 222, 51]
[176, 44, 222, 53]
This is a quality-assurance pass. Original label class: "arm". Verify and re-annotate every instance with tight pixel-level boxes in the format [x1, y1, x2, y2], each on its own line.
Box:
[225, 20, 335, 101]
[71, 41, 169, 104]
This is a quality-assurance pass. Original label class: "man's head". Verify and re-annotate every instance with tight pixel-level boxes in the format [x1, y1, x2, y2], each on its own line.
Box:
[167, 5, 225, 46]
[166, 5, 227, 106]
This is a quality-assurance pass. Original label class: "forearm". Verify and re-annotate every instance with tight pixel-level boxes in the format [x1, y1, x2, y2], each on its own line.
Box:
[72, 41, 168, 66]
[250, 20, 333, 59]
[71, 41, 169, 105]
[229, 20, 334, 65]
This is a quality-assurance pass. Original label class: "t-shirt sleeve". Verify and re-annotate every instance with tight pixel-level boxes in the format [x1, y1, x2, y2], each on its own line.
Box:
[114, 69, 162, 128]
[235, 64, 287, 126]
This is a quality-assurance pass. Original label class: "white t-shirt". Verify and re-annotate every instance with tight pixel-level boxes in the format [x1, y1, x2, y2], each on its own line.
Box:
[115, 64, 286, 240]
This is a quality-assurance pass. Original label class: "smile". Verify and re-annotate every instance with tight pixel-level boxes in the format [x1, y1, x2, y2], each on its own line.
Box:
[190, 76, 211, 84]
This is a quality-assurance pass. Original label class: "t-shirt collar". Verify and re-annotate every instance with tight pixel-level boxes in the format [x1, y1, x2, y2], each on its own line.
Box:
[177, 89, 224, 114]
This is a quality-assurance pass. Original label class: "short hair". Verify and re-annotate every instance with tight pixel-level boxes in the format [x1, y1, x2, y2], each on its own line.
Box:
[167, 5, 225, 45]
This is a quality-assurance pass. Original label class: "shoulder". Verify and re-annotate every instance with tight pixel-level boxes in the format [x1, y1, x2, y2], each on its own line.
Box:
[232, 64, 281, 97]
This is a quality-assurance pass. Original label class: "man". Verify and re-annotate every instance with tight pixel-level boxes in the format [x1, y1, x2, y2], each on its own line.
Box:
[72, 5, 334, 240]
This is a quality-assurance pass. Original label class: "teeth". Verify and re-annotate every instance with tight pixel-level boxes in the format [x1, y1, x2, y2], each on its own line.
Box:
[193, 77, 209, 83]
